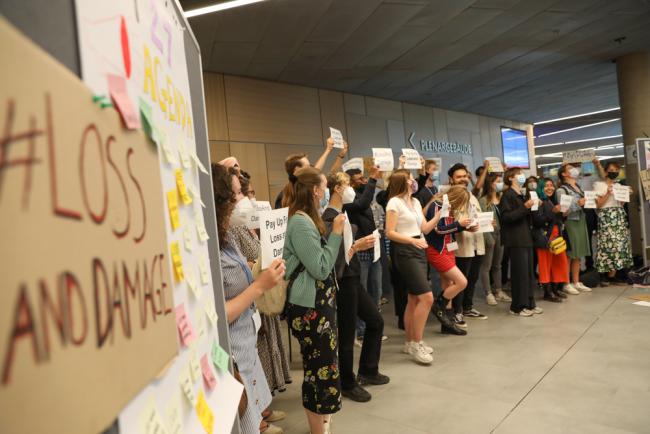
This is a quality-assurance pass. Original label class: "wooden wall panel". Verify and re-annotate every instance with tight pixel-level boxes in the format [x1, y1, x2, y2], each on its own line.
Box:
[210, 140, 230, 164]
[203, 73, 229, 141]
[345, 113, 389, 158]
[229, 142, 270, 201]
[318, 89, 347, 146]
[366, 96, 403, 121]
[265, 144, 324, 205]
[225, 76, 322, 145]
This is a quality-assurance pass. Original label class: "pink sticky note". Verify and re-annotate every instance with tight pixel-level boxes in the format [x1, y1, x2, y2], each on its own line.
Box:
[175, 304, 196, 346]
[107, 74, 141, 130]
[200, 354, 217, 390]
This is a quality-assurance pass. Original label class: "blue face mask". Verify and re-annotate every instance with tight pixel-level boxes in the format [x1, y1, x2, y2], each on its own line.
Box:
[515, 174, 526, 186]
[320, 188, 330, 208]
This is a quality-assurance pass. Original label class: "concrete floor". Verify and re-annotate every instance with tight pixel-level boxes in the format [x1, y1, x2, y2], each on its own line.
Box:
[269, 285, 650, 434]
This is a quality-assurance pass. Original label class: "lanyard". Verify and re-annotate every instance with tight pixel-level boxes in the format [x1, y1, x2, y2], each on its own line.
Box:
[223, 248, 253, 285]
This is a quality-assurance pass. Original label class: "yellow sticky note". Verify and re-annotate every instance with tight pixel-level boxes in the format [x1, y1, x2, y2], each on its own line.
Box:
[167, 189, 180, 231]
[170, 242, 184, 282]
[176, 169, 192, 205]
[189, 347, 202, 383]
[195, 390, 214, 434]
[139, 397, 168, 434]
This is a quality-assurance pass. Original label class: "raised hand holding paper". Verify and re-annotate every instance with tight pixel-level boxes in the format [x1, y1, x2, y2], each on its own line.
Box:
[486, 157, 502, 173]
[259, 207, 289, 269]
[329, 127, 344, 149]
[372, 148, 394, 171]
[402, 148, 422, 169]
[563, 149, 596, 163]
[613, 184, 630, 202]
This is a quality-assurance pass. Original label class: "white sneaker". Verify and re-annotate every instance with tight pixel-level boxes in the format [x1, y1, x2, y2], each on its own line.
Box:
[563, 283, 580, 295]
[510, 309, 533, 317]
[531, 306, 544, 314]
[402, 341, 411, 354]
[408, 342, 433, 364]
[486, 293, 498, 305]
[496, 290, 512, 302]
[575, 282, 592, 292]
[418, 341, 434, 354]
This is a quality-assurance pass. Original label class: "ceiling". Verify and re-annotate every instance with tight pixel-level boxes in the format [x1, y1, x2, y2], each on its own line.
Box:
[184, 0, 650, 124]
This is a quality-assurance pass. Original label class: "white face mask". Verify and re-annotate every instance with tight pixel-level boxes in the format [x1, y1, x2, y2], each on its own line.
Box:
[231, 197, 253, 227]
[515, 174, 526, 186]
[569, 167, 580, 179]
[342, 186, 356, 204]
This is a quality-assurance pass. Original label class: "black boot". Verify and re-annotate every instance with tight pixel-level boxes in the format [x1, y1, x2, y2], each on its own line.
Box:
[543, 283, 562, 303]
[433, 294, 456, 329]
[552, 282, 567, 299]
[441, 309, 467, 335]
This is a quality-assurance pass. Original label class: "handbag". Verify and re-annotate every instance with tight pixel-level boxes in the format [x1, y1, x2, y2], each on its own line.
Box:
[548, 236, 567, 255]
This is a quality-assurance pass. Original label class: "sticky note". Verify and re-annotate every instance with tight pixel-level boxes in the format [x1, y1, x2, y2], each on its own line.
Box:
[189, 348, 202, 383]
[175, 303, 196, 346]
[192, 152, 209, 175]
[205, 303, 218, 327]
[179, 365, 197, 406]
[165, 398, 183, 434]
[211, 341, 230, 372]
[199, 256, 210, 285]
[139, 98, 154, 139]
[175, 169, 192, 205]
[183, 226, 193, 252]
[195, 390, 214, 434]
[107, 74, 141, 130]
[196, 311, 207, 338]
[167, 190, 180, 231]
[201, 354, 217, 390]
[186, 268, 202, 299]
[139, 397, 169, 434]
[178, 141, 192, 169]
[170, 242, 184, 282]
[196, 215, 209, 242]
[187, 180, 206, 208]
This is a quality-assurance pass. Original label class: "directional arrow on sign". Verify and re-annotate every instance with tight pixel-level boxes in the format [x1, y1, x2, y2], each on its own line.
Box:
[408, 132, 416, 149]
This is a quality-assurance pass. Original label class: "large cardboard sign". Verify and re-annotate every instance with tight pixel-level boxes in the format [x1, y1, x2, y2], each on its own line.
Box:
[0, 17, 177, 434]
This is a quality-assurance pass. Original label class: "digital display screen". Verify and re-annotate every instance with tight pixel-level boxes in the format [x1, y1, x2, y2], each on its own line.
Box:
[501, 127, 530, 168]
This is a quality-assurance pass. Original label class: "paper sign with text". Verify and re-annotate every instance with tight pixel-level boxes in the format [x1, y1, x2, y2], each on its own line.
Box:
[342, 157, 364, 173]
[246, 200, 272, 230]
[613, 184, 630, 202]
[640, 170, 650, 200]
[402, 148, 422, 169]
[259, 208, 289, 269]
[329, 127, 344, 149]
[560, 194, 574, 212]
[343, 212, 353, 265]
[584, 191, 597, 209]
[477, 212, 494, 233]
[486, 157, 502, 173]
[372, 148, 394, 171]
[562, 149, 595, 163]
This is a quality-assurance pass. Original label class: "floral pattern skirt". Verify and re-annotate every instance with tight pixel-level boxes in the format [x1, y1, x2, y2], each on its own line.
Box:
[595, 207, 633, 273]
[286, 275, 341, 415]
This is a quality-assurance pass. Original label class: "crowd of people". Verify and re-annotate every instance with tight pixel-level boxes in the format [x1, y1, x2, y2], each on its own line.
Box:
[211, 139, 633, 434]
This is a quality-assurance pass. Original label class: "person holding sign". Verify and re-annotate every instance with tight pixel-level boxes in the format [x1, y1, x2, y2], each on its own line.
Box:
[424, 186, 477, 336]
[499, 168, 541, 316]
[211, 164, 287, 434]
[282, 167, 345, 434]
[323, 172, 390, 403]
[385, 170, 441, 364]
[592, 161, 633, 285]
[556, 164, 592, 294]
[532, 179, 569, 303]
[415, 158, 440, 208]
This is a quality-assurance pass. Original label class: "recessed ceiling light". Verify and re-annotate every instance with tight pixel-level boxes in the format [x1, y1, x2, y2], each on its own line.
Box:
[184, 0, 267, 18]
[533, 107, 620, 125]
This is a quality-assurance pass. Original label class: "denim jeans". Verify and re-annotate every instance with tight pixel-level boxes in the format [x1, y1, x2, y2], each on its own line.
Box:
[357, 257, 382, 337]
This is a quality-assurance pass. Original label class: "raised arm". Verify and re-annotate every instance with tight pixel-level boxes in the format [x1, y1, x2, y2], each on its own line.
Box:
[329, 140, 349, 173]
[314, 137, 335, 170]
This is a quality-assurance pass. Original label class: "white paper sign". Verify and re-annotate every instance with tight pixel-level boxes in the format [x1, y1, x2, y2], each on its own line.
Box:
[584, 191, 597, 209]
[477, 212, 494, 233]
[440, 194, 450, 218]
[342, 157, 363, 172]
[529, 191, 539, 211]
[343, 212, 353, 265]
[329, 127, 344, 149]
[259, 208, 289, 268]
[486, 157, 502, 173]
[372, 148, 394, 171]
[613, 184, 630, 202]
[562, 149, 596, 163]
[246, 200, 272, 229]
[560, 194, 573, 212]
[402, 148, 422, 169]
[372, 229, 381, 263]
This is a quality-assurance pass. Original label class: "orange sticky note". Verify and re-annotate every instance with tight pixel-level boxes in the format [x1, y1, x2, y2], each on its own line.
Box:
[176, 169, 192, 205]
[175, 303, 196, 347]
[195, 390, 214, 434]
[107, 74, 141, 129]
[200, 354, 217, 390]
[167, 189, 180, 230]
[170, 242, 184, 282]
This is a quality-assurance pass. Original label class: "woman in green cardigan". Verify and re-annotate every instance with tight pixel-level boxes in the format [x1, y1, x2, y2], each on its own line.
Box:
[283, 166, 345, 434]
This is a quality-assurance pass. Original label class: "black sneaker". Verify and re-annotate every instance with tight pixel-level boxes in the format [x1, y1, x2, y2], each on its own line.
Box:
[342, 384, 371, 402]
[358, 372, 390, 386]
[433, 304, 456, 329]
[463, 308, 487, 319]
[441, 324, 467, 335]
[454, 313, 468, 328]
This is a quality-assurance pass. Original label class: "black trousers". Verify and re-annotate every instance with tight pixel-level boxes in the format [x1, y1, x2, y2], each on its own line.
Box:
[454, 255, 483, 313]
[507, 246, 537, 312]
[338, 275, 384, 390]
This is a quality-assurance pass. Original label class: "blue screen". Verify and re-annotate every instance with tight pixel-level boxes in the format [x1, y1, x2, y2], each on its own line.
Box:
[501, 127, 530, 168]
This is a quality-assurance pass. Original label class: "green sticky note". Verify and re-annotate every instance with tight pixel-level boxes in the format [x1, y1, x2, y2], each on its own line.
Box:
[211, 341, 230, 372]
[138, 97, 154, 140]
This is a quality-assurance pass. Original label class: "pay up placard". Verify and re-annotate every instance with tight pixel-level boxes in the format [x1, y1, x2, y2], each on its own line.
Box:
[259, 208, 289, 268]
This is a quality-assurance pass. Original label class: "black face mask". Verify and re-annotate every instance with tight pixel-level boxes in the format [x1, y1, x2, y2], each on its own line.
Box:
[607, 172, 619, 180]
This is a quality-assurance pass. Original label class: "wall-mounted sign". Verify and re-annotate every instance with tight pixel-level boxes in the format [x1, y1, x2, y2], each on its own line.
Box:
[408, 132, 472, 155]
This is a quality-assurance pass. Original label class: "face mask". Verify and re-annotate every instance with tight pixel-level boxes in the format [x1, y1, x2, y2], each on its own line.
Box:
[410, 180, 419, 194]
[495, 182, 504, 192]
[319, 188, 330, 209]
[515, 174, 526, 185]
[231, 197, 253, 227]
[607, 172, 619, 180]
[431, 171, 440, 182]
[569, 167, 580, 179]
[342, 186, 356, 204]
[528, 182, 538, 190]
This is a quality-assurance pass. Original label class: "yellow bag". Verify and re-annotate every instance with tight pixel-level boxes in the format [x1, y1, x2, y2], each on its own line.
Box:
[548, 237, 566, 255]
